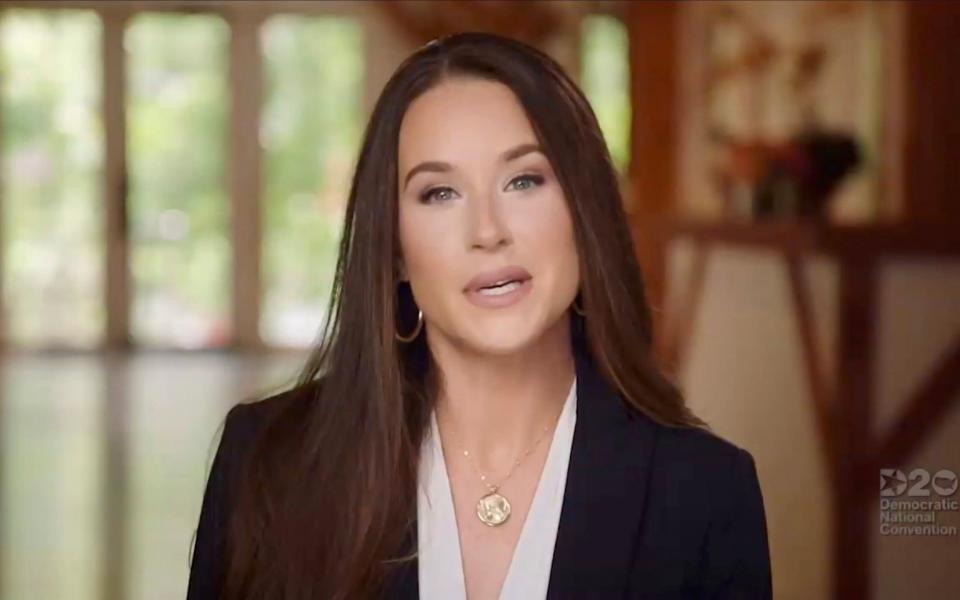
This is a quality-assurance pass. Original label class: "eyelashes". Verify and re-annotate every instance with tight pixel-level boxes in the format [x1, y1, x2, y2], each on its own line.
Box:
[418, 173, 546, 204]
[419, 186, 456, 204]
[507, 173, 545, 192]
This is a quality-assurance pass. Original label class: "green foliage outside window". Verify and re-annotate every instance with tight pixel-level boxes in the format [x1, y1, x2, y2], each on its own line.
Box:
[581, 14, 631, 175]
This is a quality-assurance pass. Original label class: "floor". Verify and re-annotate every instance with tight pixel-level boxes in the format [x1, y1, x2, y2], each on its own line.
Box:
[0, 351, 306, 600]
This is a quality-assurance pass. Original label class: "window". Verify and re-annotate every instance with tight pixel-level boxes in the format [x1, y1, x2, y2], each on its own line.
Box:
[580, 14, 631, 174]
[1, 10, 104, 348]
[126, 13, 230, 348]
[260, 16, 363, 347]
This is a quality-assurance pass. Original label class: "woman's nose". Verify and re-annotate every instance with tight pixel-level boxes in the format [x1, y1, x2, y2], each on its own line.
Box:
[467, 194, 511, 250]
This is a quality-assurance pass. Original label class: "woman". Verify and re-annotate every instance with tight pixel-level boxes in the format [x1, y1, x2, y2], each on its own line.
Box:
[187, 32, 771, 599]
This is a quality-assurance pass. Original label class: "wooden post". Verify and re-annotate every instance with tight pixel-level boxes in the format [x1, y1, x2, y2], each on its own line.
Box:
[101, 9, 131, 600]
[899, 1, 960, 225]
[228, 9, 264, 350]
[833, 254, 877, 600]
[103, 8, 130, 350]
[624, 1, 680, 335]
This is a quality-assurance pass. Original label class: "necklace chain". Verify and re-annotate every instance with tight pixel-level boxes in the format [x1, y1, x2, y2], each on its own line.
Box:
[442, 416, 557, 495]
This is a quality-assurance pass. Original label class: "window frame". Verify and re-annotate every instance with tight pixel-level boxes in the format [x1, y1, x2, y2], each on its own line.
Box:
[0, 0, 374, 353]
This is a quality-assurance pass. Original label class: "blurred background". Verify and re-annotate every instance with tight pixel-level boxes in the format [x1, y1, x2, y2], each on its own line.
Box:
[0, 1, 957, 599]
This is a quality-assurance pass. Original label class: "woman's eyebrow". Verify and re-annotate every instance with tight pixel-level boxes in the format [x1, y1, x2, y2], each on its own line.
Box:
[402, 142, 543, 191]
[402, 161, 451, 191]
[499, 142, 541, 163]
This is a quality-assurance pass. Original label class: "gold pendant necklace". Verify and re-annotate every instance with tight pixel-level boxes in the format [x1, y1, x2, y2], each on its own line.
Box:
[452, 421, 556, 527]
[477, 488, 511, 526]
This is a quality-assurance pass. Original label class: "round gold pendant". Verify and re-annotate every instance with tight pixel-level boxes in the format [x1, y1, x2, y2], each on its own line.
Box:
[476, 492, 511, 526]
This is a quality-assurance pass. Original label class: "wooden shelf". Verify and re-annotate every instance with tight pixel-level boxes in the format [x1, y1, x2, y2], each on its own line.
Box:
[640, 218, 960, 257]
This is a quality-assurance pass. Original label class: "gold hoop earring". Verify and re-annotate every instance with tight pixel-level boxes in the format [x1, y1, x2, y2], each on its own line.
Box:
[396, 308, 423, 342]
[573, 293, 586, 317]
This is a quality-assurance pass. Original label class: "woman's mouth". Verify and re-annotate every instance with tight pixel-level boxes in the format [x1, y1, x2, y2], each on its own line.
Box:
[463, 265, 533, 308]
[465, 277, 533, 308]
[477, 279, 524, 296]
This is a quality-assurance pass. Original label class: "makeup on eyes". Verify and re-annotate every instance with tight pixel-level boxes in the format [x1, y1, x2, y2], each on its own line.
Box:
[417, 172, 546, 204]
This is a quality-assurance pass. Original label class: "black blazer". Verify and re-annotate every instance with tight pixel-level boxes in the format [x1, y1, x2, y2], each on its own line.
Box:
[187, 342, 772, 599]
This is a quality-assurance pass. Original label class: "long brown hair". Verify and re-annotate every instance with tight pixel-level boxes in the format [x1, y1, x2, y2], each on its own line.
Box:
[224, 32, 703, 599]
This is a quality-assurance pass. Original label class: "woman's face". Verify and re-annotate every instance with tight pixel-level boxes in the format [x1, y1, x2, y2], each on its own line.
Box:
[396, 76, 580, 355]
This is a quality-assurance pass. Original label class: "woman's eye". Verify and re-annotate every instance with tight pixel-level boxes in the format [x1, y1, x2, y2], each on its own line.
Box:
[419, 175, 543, 203]
[419, 186, 456, 204]
[506, 174, 545, 192]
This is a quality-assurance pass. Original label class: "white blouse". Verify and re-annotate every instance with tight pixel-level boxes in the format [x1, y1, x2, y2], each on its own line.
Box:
[417, 377, 578, 600]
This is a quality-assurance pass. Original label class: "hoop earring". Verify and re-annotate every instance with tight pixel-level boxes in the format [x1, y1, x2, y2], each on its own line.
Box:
[573, 293, 586, 317]
[396, 308, 423, 342]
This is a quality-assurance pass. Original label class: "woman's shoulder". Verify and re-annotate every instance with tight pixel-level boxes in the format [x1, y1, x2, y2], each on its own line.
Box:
[651, 418, 757, 473]
[189, 383, 321, 597]
[630, 415, 771, 594]
[634, 414, 764, 511]
[221, 380, 322, 450]
[636, 414, 764, 516]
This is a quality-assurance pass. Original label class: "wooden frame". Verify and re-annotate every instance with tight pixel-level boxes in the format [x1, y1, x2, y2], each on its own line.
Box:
[650, 218, 960, 599]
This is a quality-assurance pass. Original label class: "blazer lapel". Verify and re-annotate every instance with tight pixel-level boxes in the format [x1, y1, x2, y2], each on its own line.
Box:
[383, 339, 658, 599]
[545, 342, 657, 597]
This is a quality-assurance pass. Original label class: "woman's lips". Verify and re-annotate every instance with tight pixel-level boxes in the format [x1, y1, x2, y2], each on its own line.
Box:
[464, 265, 532, 293]
[464, 277, 533, 309]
